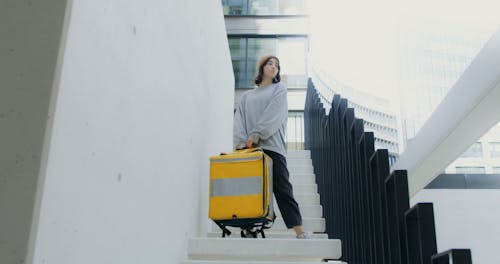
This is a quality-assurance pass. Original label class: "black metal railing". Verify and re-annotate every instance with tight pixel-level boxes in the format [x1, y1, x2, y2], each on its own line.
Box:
[304, 78, 472, 264]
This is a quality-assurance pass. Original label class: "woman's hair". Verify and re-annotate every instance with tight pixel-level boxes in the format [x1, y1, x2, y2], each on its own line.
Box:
[254, 55, 281, 86]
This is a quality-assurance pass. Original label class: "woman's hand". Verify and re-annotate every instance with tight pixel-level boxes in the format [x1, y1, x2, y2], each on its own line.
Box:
[246, 139, 255, 149]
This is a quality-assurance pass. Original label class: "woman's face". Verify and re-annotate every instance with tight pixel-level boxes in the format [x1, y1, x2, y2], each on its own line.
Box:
[263, 58, 279, 79]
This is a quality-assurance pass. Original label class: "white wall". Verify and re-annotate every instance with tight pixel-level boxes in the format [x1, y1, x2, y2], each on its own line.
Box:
[21, 1, 233, 264]
[445, 122, 500, 173]
[412, 190, 500, 264]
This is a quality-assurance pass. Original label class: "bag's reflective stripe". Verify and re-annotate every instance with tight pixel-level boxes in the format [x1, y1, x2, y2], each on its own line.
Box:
[211, 176, 262, 197]
[211, 156, 261, 163]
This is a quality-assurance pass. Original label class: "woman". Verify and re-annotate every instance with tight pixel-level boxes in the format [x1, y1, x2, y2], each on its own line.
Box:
[233, 55, 309, 239]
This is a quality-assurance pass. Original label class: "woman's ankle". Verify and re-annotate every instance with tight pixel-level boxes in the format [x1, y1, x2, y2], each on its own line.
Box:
[293, 225, 303, 236]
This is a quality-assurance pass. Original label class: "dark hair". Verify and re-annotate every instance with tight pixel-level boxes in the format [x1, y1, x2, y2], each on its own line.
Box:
[254, 55, 281, 86]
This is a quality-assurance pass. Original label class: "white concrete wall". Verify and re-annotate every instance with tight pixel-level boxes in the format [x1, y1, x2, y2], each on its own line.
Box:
[2, 1, 234, 264]
[0, 1, 69, 263]
[445, 122, 500, 173]
[412, 190, 500, 264]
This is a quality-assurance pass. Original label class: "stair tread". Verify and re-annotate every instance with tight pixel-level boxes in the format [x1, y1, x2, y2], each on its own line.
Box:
[275, 216, 324, 220]
[291, 184, 317, 193]
[206, 232, 329, 239]
[272, 218, 325, 232]
[212, 218, 325, 233]
[183, 261, 344, 264]
[275, 205, 322, 218]
[188, 237, 341, 261]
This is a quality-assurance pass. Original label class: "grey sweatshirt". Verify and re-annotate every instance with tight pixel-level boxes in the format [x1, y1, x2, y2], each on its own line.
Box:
[233, 82, 288, 157]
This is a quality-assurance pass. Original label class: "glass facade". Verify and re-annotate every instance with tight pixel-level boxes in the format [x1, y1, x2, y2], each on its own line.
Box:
[455, 166, 486, 174]
[397, 19, 492, 146]
[490, 142, 500, 158]
[222, 0, 307, 16]
[229, 36, 308, 89]
[310, 69, 399, 156]
[461, 142, 483, 158]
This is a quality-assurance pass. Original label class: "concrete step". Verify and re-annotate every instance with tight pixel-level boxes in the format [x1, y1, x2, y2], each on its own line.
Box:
[290, 176, 316, 185]
[213, 217, 326, 233]
[276, 193, 319, 206]
[293, 184, 317, 193]
[289, 173, 315, 182]
[182, 260, 344, 264]
[288, 165, 314, 174]
[286, 150, 311, 159]
[275, 205, 323, 218]
[286, 158, 312, 167]
[187, 237, 341, 262]
[289, 172, 315, 178]
[206, 232, 329, 239]
[272, 217, 325, 232]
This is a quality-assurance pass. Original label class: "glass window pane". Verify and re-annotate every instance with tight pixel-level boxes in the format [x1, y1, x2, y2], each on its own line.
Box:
[227, 36, 307, 88]
[247, 38, 276, 57]
[492, 167, 500, 174]
[461, 142, 483, 158]
[455, 166, 486, 174]
[249, 0, 278, 15]
[225, 0, 307, 15]
[279, 0, 307, 15]
[222, 0, 247, 15]
[245, 58, 258, 87]
[490, 142, 500, 158]
[233, 60, 246, 88]
[246, 38, 277, 87]
[229, 38, 247, 87]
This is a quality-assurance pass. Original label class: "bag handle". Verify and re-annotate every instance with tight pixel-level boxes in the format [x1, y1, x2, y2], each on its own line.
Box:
[235, 147, 263, 153]
[220, 147, 263, 156]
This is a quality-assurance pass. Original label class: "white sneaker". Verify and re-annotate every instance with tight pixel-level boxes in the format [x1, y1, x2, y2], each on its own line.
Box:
[296, 232, 311, 239]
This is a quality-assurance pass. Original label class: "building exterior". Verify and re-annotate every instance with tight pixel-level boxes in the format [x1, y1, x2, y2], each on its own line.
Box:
[396, 19, 489, 144]
[396, 17, 500, 173]
[222, 0, 309, 149]
[311, 68, 400, 162]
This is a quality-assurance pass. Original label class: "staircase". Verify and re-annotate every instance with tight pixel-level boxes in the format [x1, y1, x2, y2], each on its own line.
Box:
[182, 150, 343, 263]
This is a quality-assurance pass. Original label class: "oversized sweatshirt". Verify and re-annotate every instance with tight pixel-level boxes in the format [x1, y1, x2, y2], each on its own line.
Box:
[233, 82, 288, 157]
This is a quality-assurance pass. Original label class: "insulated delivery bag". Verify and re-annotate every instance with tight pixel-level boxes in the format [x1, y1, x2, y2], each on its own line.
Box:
[209, 148, 275, 238]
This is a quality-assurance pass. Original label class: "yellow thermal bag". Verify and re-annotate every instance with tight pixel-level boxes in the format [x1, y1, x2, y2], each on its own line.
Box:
[209, 148, 275, 237]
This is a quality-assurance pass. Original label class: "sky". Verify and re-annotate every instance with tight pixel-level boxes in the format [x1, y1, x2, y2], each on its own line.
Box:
[307, 0, 500, 104]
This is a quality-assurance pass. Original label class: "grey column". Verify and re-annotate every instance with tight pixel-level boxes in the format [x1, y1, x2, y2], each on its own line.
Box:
[0, 1, 69, 263]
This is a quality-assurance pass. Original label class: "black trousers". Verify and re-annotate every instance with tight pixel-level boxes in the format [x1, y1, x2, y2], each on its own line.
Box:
[264, 149, 302, 228]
